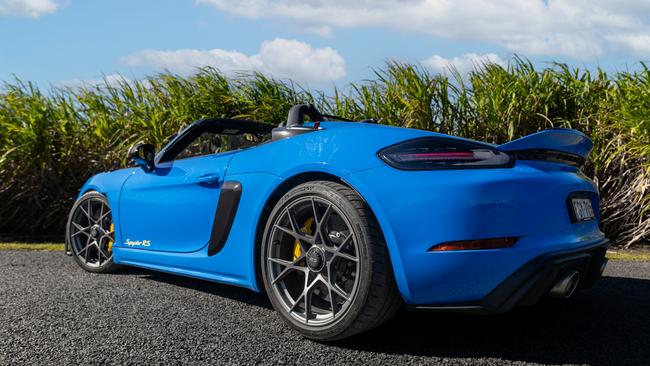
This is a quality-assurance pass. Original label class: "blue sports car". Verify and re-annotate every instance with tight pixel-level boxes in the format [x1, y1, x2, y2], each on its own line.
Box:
[65, 104, 608, 340]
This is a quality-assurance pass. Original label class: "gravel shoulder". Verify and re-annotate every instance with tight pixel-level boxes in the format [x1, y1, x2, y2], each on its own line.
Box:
[1, 251, 649, 366]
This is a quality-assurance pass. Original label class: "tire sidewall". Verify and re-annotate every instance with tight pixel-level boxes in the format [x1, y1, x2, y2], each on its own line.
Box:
[66, 191, 117, 273]
[260, 182, 375, 339]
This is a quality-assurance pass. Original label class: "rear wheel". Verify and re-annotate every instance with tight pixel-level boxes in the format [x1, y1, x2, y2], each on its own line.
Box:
[261, 181, 401, 341]
[66, 191, 120, 273]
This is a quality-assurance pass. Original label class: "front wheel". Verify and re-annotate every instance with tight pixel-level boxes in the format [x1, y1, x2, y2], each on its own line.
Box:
[261, 181, 401, 341]
[65, 191, 120, 273]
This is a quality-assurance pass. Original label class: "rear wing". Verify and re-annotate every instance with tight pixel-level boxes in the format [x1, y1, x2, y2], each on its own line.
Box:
[497, 129, 593, 167]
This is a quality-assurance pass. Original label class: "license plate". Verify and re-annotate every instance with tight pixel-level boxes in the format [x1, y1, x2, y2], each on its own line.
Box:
[571, 198, 595, 222]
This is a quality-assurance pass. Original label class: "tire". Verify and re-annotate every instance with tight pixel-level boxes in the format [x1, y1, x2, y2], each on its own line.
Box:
[65, 191, 121, 273]
[260, 181, 401, 341]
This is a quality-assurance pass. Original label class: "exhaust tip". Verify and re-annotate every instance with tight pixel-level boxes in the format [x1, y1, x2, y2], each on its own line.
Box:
[548, 270, 581, 298]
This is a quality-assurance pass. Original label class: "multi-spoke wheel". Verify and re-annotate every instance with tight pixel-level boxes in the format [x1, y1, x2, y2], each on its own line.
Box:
[66, 191, 120, 273]
[261, 181, 401, 341]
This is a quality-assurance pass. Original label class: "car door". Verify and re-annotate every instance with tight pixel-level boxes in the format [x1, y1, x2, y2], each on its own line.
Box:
[119, 150, 234, 253]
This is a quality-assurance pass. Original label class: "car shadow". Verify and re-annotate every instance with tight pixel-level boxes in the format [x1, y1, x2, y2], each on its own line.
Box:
[131, 270, 272, 309]
[116, 267, 650, 365]
[336, 275, 650, 366]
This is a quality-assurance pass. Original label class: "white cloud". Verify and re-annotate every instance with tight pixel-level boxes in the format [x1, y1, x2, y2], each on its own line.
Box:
[121, 48, 260, 75]
[607, 34, 650, 56]
[58, 74, 131, 89]
[0, 0, 60, 18]
[197, 0, 650, 59]
[120, 38, 346, 83]
[423, 53, 505, 73]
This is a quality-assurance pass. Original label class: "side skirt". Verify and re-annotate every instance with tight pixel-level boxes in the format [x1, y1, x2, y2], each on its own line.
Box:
[117, 258, 253, 290]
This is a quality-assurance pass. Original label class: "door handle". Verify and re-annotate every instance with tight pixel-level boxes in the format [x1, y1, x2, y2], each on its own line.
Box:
[195, 173, 220, 186]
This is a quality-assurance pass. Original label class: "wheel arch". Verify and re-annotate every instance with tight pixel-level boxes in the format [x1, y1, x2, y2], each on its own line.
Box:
[64, 190, 111, 257]
[65, 189, 106, 255]
[252, 171, 404, 298]
[253, 172, 349, 291]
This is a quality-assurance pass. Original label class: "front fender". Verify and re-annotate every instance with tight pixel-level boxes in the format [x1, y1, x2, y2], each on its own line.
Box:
[74, 168, 137, 249]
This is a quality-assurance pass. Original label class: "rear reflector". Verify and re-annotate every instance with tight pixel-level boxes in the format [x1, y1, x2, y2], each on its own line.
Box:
[429, 237, 518, 251]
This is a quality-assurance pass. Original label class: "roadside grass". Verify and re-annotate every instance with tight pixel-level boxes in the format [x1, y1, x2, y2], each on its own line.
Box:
[606, 249, 650, 262]
[0, 242, 64, 251]
[1, 242, 649, 262]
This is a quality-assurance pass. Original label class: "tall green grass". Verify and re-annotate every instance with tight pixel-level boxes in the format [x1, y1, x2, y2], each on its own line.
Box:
[0, 59, 648, 246]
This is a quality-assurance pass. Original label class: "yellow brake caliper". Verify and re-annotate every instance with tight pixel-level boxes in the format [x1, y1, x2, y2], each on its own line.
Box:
[107, 223, 114, 253]
[293, 217, 314, 261]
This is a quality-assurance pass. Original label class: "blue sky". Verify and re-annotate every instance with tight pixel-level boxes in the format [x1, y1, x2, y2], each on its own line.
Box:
[2, 0, 650, 90]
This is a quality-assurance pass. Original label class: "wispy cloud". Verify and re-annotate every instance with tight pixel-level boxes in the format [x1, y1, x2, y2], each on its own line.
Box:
[423, 53, 505, 73]
[0, 0, 61, 18]
[197, 0, 650, 59]
[120, 38, 346, 83]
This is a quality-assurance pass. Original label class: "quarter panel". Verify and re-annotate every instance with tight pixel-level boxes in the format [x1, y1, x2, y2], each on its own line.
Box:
[223, 122, 459, 293]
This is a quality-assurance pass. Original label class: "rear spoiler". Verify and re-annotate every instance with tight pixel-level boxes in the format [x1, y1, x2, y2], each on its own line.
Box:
[497, 129, 593, 167]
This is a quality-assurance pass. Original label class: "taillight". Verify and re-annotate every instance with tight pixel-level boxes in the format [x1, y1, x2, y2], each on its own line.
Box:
[378, 137, 513, 170]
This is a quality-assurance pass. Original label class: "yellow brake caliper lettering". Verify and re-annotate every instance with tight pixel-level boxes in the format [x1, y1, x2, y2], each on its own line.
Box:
[293, 217, 314, 261]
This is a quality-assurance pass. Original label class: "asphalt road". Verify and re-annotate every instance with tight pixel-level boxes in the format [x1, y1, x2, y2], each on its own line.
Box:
[1, 251, 649, 366]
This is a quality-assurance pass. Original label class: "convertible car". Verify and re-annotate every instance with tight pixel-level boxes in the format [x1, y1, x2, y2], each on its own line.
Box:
[66, 104, 608, 340]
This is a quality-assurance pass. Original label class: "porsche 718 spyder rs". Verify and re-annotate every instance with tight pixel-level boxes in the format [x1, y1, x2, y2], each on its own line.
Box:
[65, 104, 608, 341]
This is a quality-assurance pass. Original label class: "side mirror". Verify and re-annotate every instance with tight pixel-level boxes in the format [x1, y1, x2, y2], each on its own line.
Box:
[129, 143, 156, 172]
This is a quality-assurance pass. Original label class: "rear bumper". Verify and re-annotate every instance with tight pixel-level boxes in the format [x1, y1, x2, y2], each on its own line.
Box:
[411, 238, 608, 313]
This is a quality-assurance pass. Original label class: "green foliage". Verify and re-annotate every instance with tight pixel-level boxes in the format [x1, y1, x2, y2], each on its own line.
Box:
[0, 59, 648, 246]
